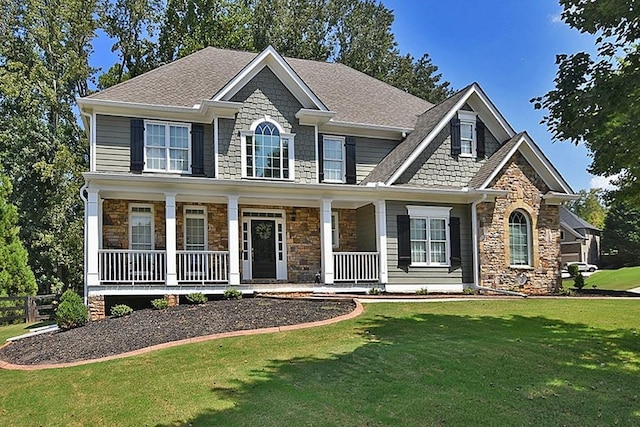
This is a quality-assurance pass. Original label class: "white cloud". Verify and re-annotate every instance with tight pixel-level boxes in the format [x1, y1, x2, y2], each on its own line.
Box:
[550, 13, 562, 24]
[590, 174, 618, 191]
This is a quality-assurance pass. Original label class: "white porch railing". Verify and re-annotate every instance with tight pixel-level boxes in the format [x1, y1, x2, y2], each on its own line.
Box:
[99, 250, 166, 283]
[176, 251, 229, 283]
[333, 252, 379, 282]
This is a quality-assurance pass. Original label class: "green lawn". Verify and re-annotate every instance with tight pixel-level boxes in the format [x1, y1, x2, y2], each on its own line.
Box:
[563, 266, 640, 291]
[1, 300, 639, 426]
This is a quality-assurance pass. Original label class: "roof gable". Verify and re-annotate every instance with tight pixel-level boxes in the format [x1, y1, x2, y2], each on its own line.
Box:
[560, 206, 601, 232]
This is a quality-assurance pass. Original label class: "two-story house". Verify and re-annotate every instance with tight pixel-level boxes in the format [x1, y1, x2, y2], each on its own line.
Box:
[78, 46, 576, 318]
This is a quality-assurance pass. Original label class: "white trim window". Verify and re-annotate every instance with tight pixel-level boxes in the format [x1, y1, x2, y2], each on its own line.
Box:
[509, 210, 531, 266]
[145, 121, 191, 173]
[407, 206, 451, 266]
[241, 117, 295, 180]
[184, 206, 207, 251]
[331, 211, 339, 248]
[130, 205, 154, 250]
[323, 136, 345, 182]
[458, 111, 476, 157]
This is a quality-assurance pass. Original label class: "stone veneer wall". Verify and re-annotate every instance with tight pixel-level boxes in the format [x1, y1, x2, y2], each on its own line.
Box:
[102, 199, 165, 249]
[477, 152, 561, 294]
[175, 202, 228, 250]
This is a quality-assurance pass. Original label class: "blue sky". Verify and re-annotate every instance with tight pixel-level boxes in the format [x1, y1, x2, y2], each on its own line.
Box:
[383, 0, 604, 192]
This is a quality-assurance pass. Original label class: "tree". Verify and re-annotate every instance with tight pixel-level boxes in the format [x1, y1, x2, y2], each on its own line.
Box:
[566, 188, 607, 229]
[533, 0, 640, 203]
[98, 0, 163, 88]
[0, 175, 37, 296]
[601, 201, 640, 266]
[0, 0, 94, 293]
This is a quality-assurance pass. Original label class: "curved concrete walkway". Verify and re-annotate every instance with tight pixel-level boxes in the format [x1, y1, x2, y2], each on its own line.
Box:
[0, 299, 364, 371]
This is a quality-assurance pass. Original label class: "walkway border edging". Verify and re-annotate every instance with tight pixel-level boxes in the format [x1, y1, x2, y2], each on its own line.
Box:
[0, 299, 363, 371]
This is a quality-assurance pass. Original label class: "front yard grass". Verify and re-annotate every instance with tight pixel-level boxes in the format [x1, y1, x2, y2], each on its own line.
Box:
[1, 299, 639, 426]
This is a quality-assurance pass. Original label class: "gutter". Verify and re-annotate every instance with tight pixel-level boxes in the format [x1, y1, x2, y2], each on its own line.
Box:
[79, 184, 88, 305]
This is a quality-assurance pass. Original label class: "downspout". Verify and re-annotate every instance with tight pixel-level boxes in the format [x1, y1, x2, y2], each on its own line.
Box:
[79, 183, 88, 305]
[472, 192, 527, 298]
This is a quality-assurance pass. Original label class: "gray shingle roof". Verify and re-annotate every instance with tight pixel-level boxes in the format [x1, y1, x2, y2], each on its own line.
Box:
[361, 85, 473, 185]
[468, 132, 525, 188]
[560, 206, 601, 232]
[87, 47, 433, 129]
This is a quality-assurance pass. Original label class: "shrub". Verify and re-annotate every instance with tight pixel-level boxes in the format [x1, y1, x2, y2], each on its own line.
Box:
[462, 287, 478, 295]
[110, 304, 133, 317]
[151, 298, 168, 310]
[56, 290, 88, 330]
[367, 288, 383, 295]
[567, 264, 579, 278]
[185, 292, 207, 304]
[573, 272, 585, 289]
[415, 288, 429, 295]
[223, 288, 242, 300]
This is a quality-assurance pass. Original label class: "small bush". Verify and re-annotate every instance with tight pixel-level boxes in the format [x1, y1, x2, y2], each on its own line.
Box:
[367, 288, 383, 295]
[558, 287, 574, 296]
[462, 287, 478, 295]
[56, 290, 88, 330]
[110, 304, 133, 317]
[151, 298, 169, 310]
[223, 288, 242, 300]
[567, 264, 579, 278]
[573, 272, 585, 290]
[415, 288, 429, 295]
[185, 292, 207, 304]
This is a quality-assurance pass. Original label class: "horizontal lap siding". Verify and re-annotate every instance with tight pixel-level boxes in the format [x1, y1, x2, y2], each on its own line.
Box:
[96, 115, 130, 172]
[356, 204, 376, 251]
[386, 201, 472, 285]
[356, 137, 397, 182]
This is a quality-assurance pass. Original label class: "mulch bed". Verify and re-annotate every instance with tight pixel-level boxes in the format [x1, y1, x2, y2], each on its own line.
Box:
[0, 297, 356, 366]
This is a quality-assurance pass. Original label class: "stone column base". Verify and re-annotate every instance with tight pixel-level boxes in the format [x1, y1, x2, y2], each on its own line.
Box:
[164, 294, 179, 307]
[88, 295, 105, 321]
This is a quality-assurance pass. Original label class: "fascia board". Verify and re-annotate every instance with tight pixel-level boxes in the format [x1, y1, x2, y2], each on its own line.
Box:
[386, 86, 476, 185]
[466, 83, 516, 139]
[212, 46, 328, 111]
[295, 108, 336, 126]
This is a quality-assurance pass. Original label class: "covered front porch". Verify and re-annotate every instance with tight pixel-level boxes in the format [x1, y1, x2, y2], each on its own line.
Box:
[84, 184, 389, 295]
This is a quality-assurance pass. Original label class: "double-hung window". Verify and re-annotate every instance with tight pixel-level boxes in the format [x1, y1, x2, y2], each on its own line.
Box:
[242, 119, 294, 180]
[323, 136, 345, 182]
[509, 210, 531, 266]
[130, 205, 154, 250]
[184, 207, 207, 251]
[407, 206, 451, 266]
[145, 121, 191, 173]
[458, 111, 476, 157]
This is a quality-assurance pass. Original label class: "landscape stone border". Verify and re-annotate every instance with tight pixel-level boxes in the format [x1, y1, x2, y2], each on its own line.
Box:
[0, 298, 363, 371]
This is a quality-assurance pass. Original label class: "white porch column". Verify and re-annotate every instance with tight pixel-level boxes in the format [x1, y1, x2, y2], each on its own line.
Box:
[165, 193, 178, 286]
[227, 195, 240, 286]
[375, 200, 389, 284]
[320, 199, 334, 284]
[86, 188, 100, 287]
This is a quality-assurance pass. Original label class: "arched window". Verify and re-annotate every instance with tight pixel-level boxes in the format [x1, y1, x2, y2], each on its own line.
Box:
[509, 210, 530, 266]
[243, 119, 293, 179]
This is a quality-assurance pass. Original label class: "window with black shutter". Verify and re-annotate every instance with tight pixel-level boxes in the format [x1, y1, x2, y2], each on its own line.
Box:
[397, 215, 411, 267]
[345, 136, 356, 184]
[450, 216, 461, 268]
[476, 119, 486, 159]
[130, 119, 145, 173]
[191, 124, 204, 176]
[450, 118, 461, 156]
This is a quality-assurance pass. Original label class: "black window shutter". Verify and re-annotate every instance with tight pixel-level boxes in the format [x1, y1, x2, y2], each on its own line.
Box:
[397, 215, 411, 267]
[450, 216, 461, 268]
[450, 118, 461, 157]
[345, 136, 356, 184]
[318, 133, 324, 182]
[191, 124, 204, 175]
[130, 118, 144, 173]
[476, 119, 486, 159]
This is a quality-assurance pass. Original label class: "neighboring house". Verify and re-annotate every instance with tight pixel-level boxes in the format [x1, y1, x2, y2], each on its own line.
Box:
[77, 46, 576, 319]
[559, 207, 601, 266]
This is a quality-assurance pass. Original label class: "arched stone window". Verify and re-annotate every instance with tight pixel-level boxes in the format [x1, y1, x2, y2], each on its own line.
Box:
[509, 210, 531, 266]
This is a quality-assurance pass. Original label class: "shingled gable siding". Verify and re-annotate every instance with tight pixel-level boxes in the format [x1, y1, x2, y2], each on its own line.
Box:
[477, 152, 560, 294]
[217, 67, 315, 182]
[385, 201, 472, 285]
[396, 122, 500, 188]
[95, 115, 215, 176]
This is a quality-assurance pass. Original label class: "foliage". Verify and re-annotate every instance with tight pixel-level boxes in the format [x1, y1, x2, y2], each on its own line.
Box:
[0, 176, 36, 296]
[367, 287, 383, 295]
[415, 288, 429, 295]
[1, 300, 640, 426]
[110, 304, 133, 317]
[567, 264, 580, 278]
[565, 188, 607, 229]
[223, 288, 242, 300]
[533, 0, 640, 203]
[56, 290, 88, 329]
[0, 0, 93, 294]
[601, 201, 640, 266]
[151, 298, 168, 310]
[573, 272, 585, 290]
[462, 287, 478, 295]
[185, 292, 207, 304]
